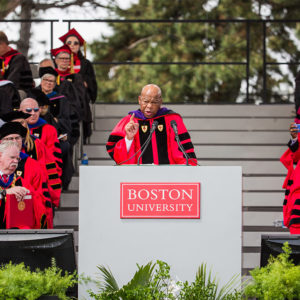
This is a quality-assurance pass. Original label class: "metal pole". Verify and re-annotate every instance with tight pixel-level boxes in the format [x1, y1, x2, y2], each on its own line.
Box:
[246, 21, 250, 102]
[50, 21, 54, 50]
[262, 21, 267, 103]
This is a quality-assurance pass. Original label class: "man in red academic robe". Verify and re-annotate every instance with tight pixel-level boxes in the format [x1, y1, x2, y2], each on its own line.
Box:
[19, 97, 63, 177]
[1, 111, 62, 211]
[0, 134, 49, 229]
[106, 84, 197, 165]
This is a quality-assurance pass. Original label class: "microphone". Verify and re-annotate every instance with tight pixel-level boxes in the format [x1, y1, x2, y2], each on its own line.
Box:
[137, 120, 158, 165]
[170, 120, 189, 166]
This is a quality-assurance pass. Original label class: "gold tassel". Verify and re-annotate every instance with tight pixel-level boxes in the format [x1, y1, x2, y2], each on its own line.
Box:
[84, 41, 86, 58]
[25, 127, 34, 152]
[70, 53, 74, 74]
[56, 75, 60, 85]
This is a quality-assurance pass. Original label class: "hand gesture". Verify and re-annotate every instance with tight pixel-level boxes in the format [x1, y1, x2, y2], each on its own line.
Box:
[125, 114, 139, 140]
[6, 186, 30, 201]
[290, 122, 298, 139]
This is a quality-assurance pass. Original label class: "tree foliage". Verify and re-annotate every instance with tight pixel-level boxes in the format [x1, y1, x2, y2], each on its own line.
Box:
[90, 0, 300, 103]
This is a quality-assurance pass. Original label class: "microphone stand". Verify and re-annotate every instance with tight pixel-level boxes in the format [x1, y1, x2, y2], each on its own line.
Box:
[171, 120, 189, 166]
[137, 120, 158, 165]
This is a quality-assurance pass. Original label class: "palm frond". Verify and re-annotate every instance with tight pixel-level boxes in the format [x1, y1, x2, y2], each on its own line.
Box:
[124, 261, 155, 290]
[216, 273, 241, 300]
[97, 265, 119, 292]
[195, 263, 242, 300]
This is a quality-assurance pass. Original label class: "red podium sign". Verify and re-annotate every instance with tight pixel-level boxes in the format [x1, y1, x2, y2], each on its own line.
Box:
[120, 182, 200, 219]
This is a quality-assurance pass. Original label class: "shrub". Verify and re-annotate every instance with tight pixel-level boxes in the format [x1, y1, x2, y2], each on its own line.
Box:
[0, 258, 77, 300]
[244, 242, 300, 300]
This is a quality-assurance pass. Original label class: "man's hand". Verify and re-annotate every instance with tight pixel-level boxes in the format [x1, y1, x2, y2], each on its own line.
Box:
[6, 186, 30, 201]
[125, 114, 139, 140]
[290, 122, 298, 139]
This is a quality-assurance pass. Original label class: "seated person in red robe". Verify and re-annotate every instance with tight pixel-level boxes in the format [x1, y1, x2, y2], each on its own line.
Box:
[19, 97, 62, 177]
[106, 84, 197, 165]
[0, 139, 48, 229]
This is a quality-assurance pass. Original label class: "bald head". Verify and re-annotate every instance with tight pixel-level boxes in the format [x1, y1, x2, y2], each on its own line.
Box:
[20, 98, 40, 125]
[140, 84, 162, 98]
[39, 58, 54, 68]
[20, 98, 39, 109]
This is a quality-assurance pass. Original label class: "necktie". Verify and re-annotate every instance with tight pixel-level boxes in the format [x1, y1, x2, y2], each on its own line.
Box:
[2, 174, 8, 184]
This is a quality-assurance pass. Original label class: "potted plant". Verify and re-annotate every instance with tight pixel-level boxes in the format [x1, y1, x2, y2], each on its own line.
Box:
[86, 260, 243, 299]
[244, 242, 300, 300]
[0, 258, 77, 300]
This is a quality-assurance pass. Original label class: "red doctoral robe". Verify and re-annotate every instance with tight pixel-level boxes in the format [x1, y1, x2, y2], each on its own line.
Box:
[280, 137, 300, 233]
[106, 108, 197, 165]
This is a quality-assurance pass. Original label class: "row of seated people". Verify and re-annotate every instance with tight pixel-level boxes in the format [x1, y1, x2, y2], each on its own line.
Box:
[0, 28, 97, 229]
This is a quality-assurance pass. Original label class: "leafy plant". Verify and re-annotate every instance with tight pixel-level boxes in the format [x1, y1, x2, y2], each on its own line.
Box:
[87, 260, 243, 300]
[0, 258, 77, 300]
[177, 263, 242, 300]
[244, 242, 300, 300]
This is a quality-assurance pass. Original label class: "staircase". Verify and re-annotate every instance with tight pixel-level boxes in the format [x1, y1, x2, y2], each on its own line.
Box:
[54, 103, 294, 275]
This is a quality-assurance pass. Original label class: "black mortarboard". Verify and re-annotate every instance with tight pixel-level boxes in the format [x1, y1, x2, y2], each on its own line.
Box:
[1, 111, 31, 122]
[27, 88, 50, 106]
[0, 122, 27, 139]
[39, 66, 58, 78]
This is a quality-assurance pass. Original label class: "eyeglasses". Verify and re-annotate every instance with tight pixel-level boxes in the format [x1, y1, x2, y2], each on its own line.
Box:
[25, 108, 39, 113]
[140, 97, 161, 106]
[2, 136, 22, 142]
[57, 57, 70, 61]
[9, 156, 21, 162]
[67, 41, 79, 46]
[42, 78, 55, 84]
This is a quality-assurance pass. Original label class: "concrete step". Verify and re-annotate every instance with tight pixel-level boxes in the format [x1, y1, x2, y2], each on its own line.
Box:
[68, 176, 79, 192]
[83, 144, 287, 160]
[243, 192, 283, 207]
[94, 117, 291, 131]
[90, 130, 290, 145]
[243, 231, 286, 247]
[95, 104, 294, 118]
[243, 252, 260, 269]
[243, 176, 284, 191]
[243, 211, 283, 226]
[60, 192, 79, 209]
[201, 160, 286, 175]
[53, 211, 78, 227]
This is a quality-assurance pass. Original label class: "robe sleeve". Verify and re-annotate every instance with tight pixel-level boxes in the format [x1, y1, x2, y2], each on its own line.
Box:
[40, 124, 63, 177]
[23, 159, 51, 229]
[167, 114, 197, 166]
[36, 139, 61, 208]
[106, 115, 138, 164]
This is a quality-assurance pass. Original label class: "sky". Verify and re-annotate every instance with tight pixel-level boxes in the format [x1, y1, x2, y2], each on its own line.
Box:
[0, 0, 137, 61]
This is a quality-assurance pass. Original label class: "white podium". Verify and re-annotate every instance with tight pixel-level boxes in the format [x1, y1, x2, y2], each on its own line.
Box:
[78, 166, 242, 297]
